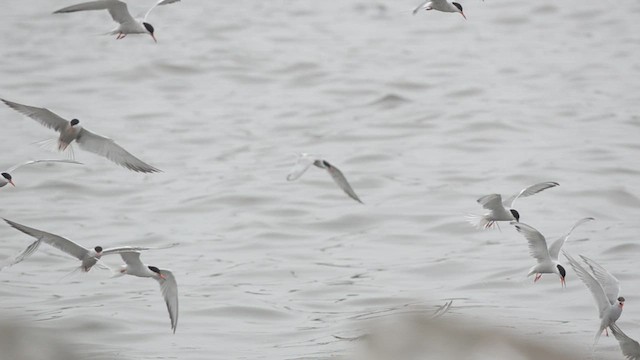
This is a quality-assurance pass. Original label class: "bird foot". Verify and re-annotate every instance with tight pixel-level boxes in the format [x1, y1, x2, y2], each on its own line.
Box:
[534, 274, 542, 283]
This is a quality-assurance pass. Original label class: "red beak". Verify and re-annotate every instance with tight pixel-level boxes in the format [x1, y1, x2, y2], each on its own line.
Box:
[561, 277, 566, 288]
[461, 12, 467, 20]
[9, 180, 15, 187]
[151, 34, 157, 43]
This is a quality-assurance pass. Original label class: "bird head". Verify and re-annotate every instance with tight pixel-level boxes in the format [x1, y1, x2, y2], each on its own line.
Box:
[557, 264, 566, 288]
[142, 22, 157, 43]
[618, 296, 625, 308]
[148, 265, 166, 279]
[1, 172, 14, 187]
[94, 246, 103, 253]
[452, 2, 466, 19]
[509, 209, 520, 222]
[70, 119, 80, 126]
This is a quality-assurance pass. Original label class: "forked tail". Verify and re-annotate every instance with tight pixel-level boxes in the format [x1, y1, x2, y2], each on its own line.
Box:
[466, 213, 495, 230]
[33, 138, 75, 160]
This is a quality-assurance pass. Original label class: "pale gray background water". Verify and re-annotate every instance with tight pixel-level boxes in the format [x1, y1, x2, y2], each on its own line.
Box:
[0, 0, 639, 359]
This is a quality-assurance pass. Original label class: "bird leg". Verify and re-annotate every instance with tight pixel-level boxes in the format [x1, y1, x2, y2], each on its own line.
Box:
[534, 273, 542, 282]
[605, 328, 609, 337]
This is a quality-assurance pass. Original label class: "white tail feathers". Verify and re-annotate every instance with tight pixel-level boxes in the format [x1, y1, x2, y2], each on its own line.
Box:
[110, 267, 126, 278]
[466, 214, 495, 230]
[33, 138, 76, 160]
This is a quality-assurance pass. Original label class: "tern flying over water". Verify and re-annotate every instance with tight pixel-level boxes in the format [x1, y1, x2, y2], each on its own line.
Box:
[412, 0, 466, 19]
[610, 323, 640, 360]
[287, 153, 363, 204]
[113, 251, 178, 333]
[53, 0, 181, 42]
[1, 159, 81, 188]
[468, 182, 559, 229]
[1, 98, 160, 173]
[3, 219, 166, 272]
[512, 218, 594, 287]
[564, 252, 625, 345]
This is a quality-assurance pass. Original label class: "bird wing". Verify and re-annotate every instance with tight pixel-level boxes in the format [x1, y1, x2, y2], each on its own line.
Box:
[75, 128, 160, 173]
[101, 246, 155, 256]
[1, 98, 70, 133]
[3, 219, 89, 261]
[412, 0, 431, 14]
[513, 223, 551, 264]
[4, 159, 82, 173]
[476, 194, 504, 212]
[580, 255, 620, 306]
[53, 0, 135, 25]
[119, 251, 144, 267]
[503, 182, 560, 208]
[610, 323, 640, 360]
[563, 251, 610, 317]
[322, 161, 363, 204]
[143, 0, 180, 20]
[548, 217, 594, 261]
[156, 269, 179, 333]
[286, 153, 319, 181]
[0, 239, 43, 271]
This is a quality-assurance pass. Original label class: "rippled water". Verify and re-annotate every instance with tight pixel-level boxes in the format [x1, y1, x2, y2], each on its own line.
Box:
[0, 0, 639, 359]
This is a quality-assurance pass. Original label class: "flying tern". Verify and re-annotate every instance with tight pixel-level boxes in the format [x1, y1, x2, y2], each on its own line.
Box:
[53, 0, 181, 42]
[287, 153, 363, 204]
[512, 218, 594, 287]
[1, 159, 81, 188]
[1, 98, 160, 173]
[412, 0, 466, 19]
[610, 323, 640, 360]
[564, 252, 625, 345]
[468, 182, 559, 229]
[3, 219, 168, 272]
[112, 251, 178, 333]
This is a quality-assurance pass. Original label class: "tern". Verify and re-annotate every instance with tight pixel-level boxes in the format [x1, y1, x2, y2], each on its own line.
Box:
[1, 98, 160, 173]
[468, 182, 559, 229]
[287, 153, 363, 204]
[113, 251, 178, 333]
[3, 219, 167, 272]
[53, 0, 181, 43]
[1, 159, 81, 188]
[412, 0, 466, 19]
[610, 323, 640, 360]
[512, 218, 594, 287]
[563, 252, 625, 345]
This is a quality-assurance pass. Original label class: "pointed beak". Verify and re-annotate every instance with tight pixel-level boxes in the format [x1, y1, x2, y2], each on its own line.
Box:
[461, 12, 466, 20]
[151, 33, 157, 43]
[561, 277, 566, 288]
[9, 180, 15, 187]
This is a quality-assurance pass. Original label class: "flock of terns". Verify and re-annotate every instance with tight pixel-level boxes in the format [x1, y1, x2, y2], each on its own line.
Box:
[0, 0, 637, 358]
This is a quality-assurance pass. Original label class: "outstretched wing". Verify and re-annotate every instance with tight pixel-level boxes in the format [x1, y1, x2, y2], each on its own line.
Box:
[143, 0, 181, 20]
[477, 194, 504, 212]
[3, 219, 89, 261]
[286, 153, 319, 181]
[1, 98, 70, 133]
[503, 182, 559, 208]
[610, 323, 640, 360]
[54, 0, 136, 25]
[156, 269, 179, 333]
[580, 255, 620, 306]
[0, 239, 42, 271]
[548, 217, 594, 260]
[412, 0, 431, 14]
[563, 251, 610, 317]
[76, 128, 160, 173]
[5, 159, 82, 173]
[322, 161, 363, 204]
[513, 223, 550, 264]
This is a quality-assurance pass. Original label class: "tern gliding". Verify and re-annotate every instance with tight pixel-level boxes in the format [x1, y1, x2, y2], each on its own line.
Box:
[1, 159, 81, 188]
[412, 0, 466, 19]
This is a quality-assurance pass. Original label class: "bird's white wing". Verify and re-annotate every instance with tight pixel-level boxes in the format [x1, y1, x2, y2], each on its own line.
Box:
[477, 194, 504, 212]
[3, 219, 89, 261]
[286, 153, 319, 181]
[503, 182, 559, 208]
[156, 269, 178, 333]
[1, 99, 70, 133]
[563, 252, 610, 317]
[4, 159, 82, 173]
[75, 128, 160, 173]
[119, 251, 144, 267]
[54, 0, 135, 25]
[412, 0, 431, 14]
[580, 255, 620, 306]
[322, 161, 363, 204]
[513, 223, 551, 264]
[610, 324, 640, 360]
[143, 0, 181, 20]
[0, 239, 42, 271]
[102, 244, 177, 256]
[548, 217, 594, 261]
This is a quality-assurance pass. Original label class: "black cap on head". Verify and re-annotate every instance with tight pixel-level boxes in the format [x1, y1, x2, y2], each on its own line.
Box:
[510, 209, 520, 222]
[70, 119, 79, 126]
[94, 246, 103, 253]
[618, 296, 626, 302]
[557, 264, 566, 278]
[143, 22, 155, 34]
[1, 173, 11, 180]
[452, 2, 463, 12]
[148, 266, 161, 275]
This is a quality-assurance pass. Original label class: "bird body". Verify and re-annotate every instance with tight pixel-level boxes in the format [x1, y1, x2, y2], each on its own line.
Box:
[412, 0, 466, 18]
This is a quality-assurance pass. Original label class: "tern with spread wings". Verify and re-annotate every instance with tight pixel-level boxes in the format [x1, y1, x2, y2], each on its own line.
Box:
[1, 159, 81, 188]
[53, 0, 181, 42]
[412, 0, 466, 19]
[1, 98, 160, 173]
